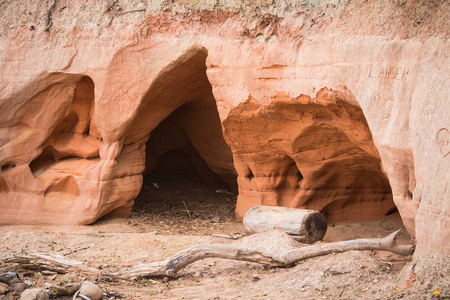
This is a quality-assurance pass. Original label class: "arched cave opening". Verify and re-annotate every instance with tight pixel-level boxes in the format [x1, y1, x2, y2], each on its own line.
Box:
[127, 47, 238, 230]
[225, 92, 398, 225]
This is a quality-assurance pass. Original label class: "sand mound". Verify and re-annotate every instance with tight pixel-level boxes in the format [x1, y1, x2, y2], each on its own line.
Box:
[234, 229, 303, 253]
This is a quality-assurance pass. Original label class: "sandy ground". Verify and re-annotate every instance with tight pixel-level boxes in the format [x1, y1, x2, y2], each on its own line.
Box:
[0, 178, 448, 299]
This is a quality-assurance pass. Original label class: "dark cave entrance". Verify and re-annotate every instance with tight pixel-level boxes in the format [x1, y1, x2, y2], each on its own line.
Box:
[127, 47, 238, 227]
[132, 107, 238, 230]
[141, 110, 230, 189]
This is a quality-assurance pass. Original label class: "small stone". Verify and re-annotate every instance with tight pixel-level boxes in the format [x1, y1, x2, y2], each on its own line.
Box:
[20, 288, 49, 300]
[23, 272, 34, 278]
[0, 272, 20, 285]
[211, 216, 222, 223]
[23, 280, 33, 287]
[9, 278, 23, 284]
[0, 283, 9, 295]
[79, 281, 103, 300]
[256, 34, 265, 43]
[193, 271, 201, 278]
[10, 282, 30, 294]
[49, 284, 80, 296]
[267, 35, 277, 42]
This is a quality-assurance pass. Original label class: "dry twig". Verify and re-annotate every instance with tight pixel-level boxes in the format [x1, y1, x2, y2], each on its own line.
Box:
[45, 0, 56, 32]
[183, 201, 192, 219]
[121, 9, 146, 15]
[211, 234, 243, 240]
[104, 0, 119, 13]
[4, 251, 100, 275]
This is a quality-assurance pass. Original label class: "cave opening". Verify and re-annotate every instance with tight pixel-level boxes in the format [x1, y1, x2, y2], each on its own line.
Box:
[128, 47, 238, 229]
[225, 92, 397, 225]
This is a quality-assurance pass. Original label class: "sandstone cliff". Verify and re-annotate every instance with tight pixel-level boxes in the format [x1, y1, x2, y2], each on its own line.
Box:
[0, 0, 449, 258]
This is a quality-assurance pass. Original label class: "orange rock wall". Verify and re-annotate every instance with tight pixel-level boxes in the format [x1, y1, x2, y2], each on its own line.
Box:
[224, 92, 394, 223]
[0, 0, 449, 258]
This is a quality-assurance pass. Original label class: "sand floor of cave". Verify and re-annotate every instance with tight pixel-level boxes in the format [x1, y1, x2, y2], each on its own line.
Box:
[0, 177, 416, 299]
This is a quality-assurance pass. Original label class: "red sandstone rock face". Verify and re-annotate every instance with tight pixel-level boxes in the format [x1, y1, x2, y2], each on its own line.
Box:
[224, 90, 394, 223]
[0, 0, 449, 258]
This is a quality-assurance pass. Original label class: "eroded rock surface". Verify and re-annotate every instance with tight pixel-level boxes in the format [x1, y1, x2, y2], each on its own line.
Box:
[0, 0, 448, 257]
[224, 91, 394, 223]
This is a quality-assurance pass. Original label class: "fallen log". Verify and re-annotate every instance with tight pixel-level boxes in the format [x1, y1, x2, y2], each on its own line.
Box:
[243, 206, 327, 243]
[3, 230, 413, 281]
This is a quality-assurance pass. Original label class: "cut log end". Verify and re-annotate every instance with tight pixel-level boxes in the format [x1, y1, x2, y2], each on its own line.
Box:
[243, 206, 327, 243]
[303, 211, 327, 243]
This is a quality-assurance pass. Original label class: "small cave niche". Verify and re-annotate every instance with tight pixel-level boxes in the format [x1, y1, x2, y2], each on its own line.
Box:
[24, 74, 98, 219]
[282, 162, 304, 188]
[245, 167, 255, 181]
[29, 75, 99, 178]
[1, 163, 16, 172]
[275, 159, 304, 206]
[29, 146, 57, 176]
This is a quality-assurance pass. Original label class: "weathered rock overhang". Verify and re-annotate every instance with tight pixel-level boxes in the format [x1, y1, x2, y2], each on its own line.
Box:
[0, 0, 449, 258]
[224, 90, 395, 224]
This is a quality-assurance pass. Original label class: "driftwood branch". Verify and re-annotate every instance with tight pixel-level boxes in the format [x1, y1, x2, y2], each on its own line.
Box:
[108, 229, 413, 280]
[110, 244, 279, 279]
[272, 229, 413, 264]
[4, 252, 100, 275]
[3, 230, 413, 281]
